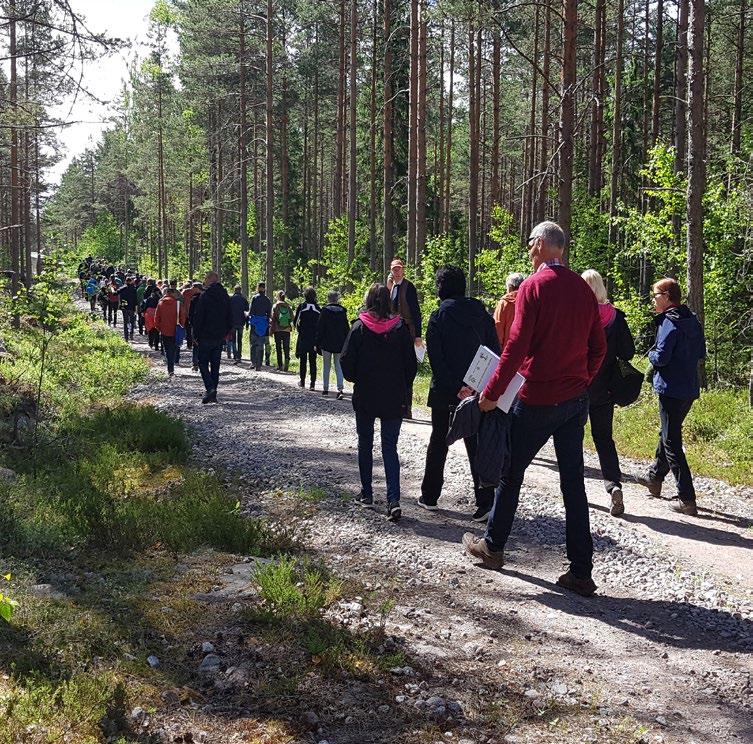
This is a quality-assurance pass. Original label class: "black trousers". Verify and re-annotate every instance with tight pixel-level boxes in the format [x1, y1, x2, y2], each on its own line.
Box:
[421, 403, 494, 509]
[107, 303, 118, 326]
[588, 402, 622, 493]
[650, 395, 696, 502]
[274, 332, 290, 369]
[299, 350, 316, 384]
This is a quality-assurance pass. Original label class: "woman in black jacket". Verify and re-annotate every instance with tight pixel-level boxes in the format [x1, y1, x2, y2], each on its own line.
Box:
[582, 270, 636, 518]
[293, 286, 321, 389]
[315, 290, 351, 398]
[340, 284, 418, 521]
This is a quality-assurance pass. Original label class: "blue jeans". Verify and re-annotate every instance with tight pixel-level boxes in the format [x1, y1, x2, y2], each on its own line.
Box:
[355, 413, 402, 504]
[197, 340, 223, 392]
[226, 326, 244, 360]
[485, 393, 593, 579]
[161, 335, 176, 374]
[322, 351, 344, 392]
[251, 331, 270, 368]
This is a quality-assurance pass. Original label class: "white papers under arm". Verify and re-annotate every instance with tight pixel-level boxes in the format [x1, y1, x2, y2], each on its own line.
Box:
[415, 344, 426, 363]
[463, 344, 524, 413]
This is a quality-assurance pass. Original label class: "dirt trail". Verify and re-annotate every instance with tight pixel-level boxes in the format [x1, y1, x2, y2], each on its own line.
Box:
[129, 336, 752, 744]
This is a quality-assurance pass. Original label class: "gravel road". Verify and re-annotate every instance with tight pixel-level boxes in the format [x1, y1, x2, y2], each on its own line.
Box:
[129, 334, 752, 744]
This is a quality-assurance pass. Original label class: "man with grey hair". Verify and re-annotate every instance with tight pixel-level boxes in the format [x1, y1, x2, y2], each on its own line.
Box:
[462, 220, 607, 597]
[191, 271, 232, 404]
[315, 290, 350, 399]
[493, 271, 527, 349]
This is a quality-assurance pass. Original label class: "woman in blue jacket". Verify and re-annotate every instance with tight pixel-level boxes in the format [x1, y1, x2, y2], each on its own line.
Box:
[644, 278, 706, 516]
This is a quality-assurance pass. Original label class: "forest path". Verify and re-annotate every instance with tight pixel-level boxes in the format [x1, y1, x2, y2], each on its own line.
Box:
[128, 333, 752, 744]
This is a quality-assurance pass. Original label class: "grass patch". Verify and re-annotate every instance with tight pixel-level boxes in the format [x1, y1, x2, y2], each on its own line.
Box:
[591, 386, 753, 486]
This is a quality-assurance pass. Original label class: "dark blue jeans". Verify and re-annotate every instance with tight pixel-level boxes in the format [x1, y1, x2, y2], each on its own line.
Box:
[650, 395, 696, 502]
[197, 339, 223, 392]
[355, 412, 402, 504]
[485, 393, 593, 579]
[161, 335, 176, 375]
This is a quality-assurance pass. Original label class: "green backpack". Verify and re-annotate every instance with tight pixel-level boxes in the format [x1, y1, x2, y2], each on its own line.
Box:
[277, 304, 292, 329]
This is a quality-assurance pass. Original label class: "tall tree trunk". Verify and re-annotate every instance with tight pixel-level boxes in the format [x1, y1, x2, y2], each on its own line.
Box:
[674, 0, 688, 252]
[490, 6, 500, 210]
[335, 0, 346, 218]
[588, 0, 605, 196]
[443, 20, 455, 234]
[415, 0, 427, 266]
[609, 0, 625, 250]
[651, 0, 664, 145]
[239, 12, 249, 294]
[536, 0, 551, 223]
[382, 0, 394, 272]
[525, 2, 540, 240]
[406, 0, 419, 264]
[369, 0, 378, 270]
[437, 20, 446, 234]
[686, 0, 705, 335]
[265, 0, 275, 291]
[558, 0, 577, 254]
[281, 15, 290, 293]
[468, 21, 480, 295]
[347, 0, 358, 265]
[730, 0, 746, 170]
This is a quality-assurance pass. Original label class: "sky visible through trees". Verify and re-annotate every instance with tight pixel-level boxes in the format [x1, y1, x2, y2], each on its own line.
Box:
[1, 0, 752, 388]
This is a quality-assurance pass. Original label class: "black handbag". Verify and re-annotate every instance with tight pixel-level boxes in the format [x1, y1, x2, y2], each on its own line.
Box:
[609, 358, 644, 407]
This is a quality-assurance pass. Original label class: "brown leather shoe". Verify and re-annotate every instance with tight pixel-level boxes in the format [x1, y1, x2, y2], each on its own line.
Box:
[669, 498, 698, 516]
[462, 532, 504, 570]
[556, 570, 597, 597]
[638, 473, 662, 498]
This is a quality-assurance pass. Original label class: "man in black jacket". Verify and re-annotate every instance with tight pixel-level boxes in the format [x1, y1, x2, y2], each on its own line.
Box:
[418, 266, 501, 521]
[228, 285, 249, 363]
[117, 277, 138, 342]
[249, 282, 273, 370]
[315, 291, 350, 398]
[192, 271, 232, 404]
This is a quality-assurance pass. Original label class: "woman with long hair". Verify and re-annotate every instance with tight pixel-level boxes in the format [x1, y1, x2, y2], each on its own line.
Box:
[340, 284, 418, 521]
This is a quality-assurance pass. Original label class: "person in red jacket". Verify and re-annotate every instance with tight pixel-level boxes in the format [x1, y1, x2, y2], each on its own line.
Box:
[155, 290, 179, 377]
[462, 221, 606, 597]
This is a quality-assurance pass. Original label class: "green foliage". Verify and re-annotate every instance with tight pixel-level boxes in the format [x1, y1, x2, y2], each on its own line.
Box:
[253, 556, 343, 623]
[477, 206, 530, 306]
[0, 574, 16, 622]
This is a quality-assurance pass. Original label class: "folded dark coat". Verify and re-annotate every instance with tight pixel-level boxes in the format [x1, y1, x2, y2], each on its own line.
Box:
[446, 394, 511, 488]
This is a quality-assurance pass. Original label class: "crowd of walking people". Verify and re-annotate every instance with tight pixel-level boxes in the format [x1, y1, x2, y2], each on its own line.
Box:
[78, 220, 706, 596]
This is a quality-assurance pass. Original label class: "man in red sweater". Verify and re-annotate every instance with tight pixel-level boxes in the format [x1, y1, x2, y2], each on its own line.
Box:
[463, 221, 606, 597]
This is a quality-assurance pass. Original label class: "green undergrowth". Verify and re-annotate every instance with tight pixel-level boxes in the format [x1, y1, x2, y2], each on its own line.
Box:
[595, 386, 753, 486]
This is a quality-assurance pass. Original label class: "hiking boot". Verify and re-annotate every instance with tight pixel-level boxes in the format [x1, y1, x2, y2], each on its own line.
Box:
[472, 505, 492, 523]
[416, 495, 439, 511]
[201, 388, 217, 404]
[462, 532, 504, 570]
[298, 380, 305, 388]
[669, 498, 698, 516]
[639, 473, 663, 498]
[358, 492, 374, 509]
[277, 365, 282, 371]
[387, 502, 402, 522]
[556, 570, 597, 597]
[322, 390, 329, 397]
[309, 381, 315, 390]
[609, 487, 625, 517]
[336, 391, 344, 400]
[192, 365, 198, 372]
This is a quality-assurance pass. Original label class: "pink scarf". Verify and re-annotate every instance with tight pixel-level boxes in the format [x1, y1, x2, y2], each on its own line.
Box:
[359, 311, 402, 334]
[598, 302, 617, 328]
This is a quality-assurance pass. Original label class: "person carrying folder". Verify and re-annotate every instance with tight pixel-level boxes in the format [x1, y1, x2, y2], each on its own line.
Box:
[462, 221, 606, 597]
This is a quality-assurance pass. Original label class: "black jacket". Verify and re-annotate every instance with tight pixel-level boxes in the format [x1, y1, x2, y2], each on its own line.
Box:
[294, 302, 321, 355]
[315, 303, 350, 353]
[117, 284, 138, 311]
[426, 296, 500, 408]
[229, 292, 250, 328]
[588, 309, 636, 407]
[250, 292, 272, 319]
[192, 282, 232, 343]
[340, 317, 418, 420]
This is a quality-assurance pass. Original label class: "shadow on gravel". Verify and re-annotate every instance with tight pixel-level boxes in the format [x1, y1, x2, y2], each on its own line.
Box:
[590, 503, 753, 549]
[503, 569, 753, 654]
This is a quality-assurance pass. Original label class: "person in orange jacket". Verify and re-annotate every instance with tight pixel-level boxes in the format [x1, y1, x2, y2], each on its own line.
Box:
[155, 290, 180, 377]
[493, 272, 526, 351]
